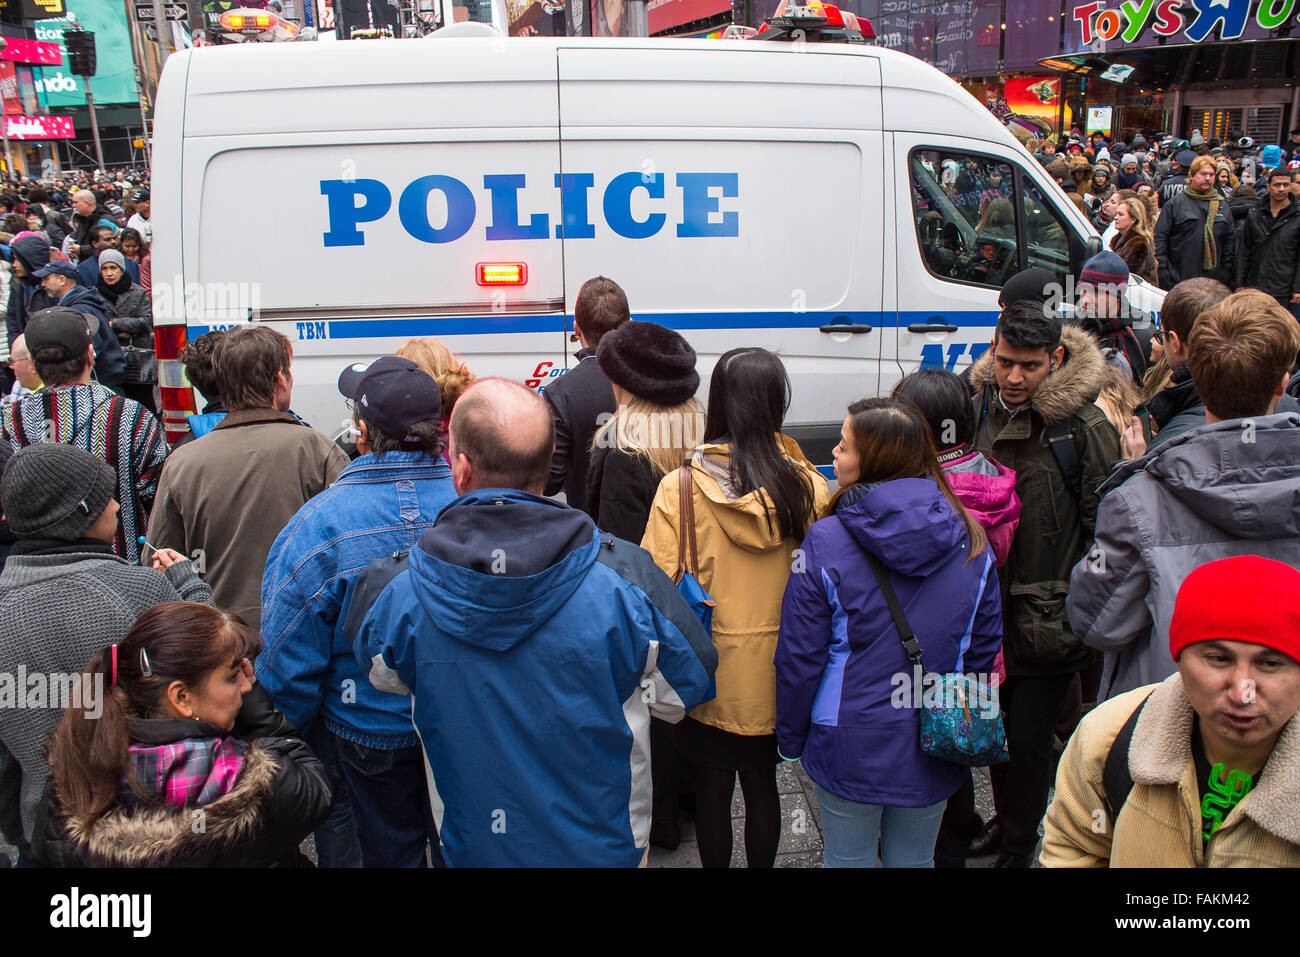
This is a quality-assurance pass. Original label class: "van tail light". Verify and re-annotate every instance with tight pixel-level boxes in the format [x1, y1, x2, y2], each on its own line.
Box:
[155, 325, 197, 446]
[476, 263, 528, 286]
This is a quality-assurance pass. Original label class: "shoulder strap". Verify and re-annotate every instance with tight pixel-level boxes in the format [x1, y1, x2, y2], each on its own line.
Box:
[341, 549, 411, 647]
[861, 550, 926, 671]
[1101, 693, 1153, 826]
[1046, 419, 1083, 499]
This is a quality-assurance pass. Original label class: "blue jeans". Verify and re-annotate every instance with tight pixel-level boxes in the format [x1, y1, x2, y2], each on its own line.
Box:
[333, 731, 444, 868]
[306, 723, 364, 868]
[816, 785, 946, 868]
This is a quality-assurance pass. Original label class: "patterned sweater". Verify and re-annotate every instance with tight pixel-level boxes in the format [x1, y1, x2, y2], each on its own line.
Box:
[0, 383, 169, 560]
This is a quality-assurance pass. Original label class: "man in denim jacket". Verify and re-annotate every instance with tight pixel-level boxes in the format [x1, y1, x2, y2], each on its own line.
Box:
[259, 356, 456, 867]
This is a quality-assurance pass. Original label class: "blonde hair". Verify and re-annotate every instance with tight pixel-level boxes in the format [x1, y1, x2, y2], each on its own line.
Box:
[396, 337, 474, 422]
[1116, 195, 1156, 250]
[591, 392, 705, 479]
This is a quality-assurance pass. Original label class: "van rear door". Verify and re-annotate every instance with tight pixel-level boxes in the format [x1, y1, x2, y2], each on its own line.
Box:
[556, 45, 884, 463]
[178, 40, 566, 433]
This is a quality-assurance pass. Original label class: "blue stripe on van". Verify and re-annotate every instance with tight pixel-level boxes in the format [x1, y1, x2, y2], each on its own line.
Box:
[187, 309, 1001, 340]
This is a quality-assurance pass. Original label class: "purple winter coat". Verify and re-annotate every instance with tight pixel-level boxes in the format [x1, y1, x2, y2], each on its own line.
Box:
[775, 478, 1003, 808]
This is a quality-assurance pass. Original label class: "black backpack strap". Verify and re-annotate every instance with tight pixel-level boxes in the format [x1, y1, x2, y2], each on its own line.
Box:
[341, 549, 411, 649]
[862, 550, 926, 670]
[1046, 419, 1083, 500]
[1101, 693, 1153, 827]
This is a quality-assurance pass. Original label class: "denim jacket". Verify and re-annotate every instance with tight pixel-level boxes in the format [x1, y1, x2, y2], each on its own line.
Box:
[259, 451, 458, 748]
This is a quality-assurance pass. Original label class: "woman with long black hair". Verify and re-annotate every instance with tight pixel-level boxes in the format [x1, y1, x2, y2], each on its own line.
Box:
[642, 347, 829, 867]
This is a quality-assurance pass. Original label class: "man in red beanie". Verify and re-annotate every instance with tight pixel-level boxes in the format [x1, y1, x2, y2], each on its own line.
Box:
[1043, 555, 1300, 867]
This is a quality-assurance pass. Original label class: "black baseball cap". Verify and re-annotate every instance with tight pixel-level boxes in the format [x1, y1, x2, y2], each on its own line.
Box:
[1175, 149, 1198, 168]
[25, 307, 95, 361]
[338, 356, 441, 440]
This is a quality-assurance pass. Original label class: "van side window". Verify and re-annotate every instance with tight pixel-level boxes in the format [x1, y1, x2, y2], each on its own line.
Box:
[909, 149, 1018, 290]
[1019, 179, 1071, 285]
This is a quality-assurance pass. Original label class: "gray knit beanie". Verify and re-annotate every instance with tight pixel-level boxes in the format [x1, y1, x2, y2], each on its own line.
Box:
[97, 248, 127, 273]
[1, 443, 116, 540]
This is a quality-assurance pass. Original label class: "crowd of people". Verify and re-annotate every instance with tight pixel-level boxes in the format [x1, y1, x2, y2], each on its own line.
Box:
[0, 147, 1298, 869]
[1029, 126, 1300, 320]
[0, 169, 154, 413]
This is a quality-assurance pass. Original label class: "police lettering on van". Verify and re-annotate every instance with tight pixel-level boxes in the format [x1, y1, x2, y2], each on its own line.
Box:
[319, 172, 740, 245]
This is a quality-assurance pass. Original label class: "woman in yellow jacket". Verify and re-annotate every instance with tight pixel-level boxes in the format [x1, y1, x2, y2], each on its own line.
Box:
[642, 348, 829, 867]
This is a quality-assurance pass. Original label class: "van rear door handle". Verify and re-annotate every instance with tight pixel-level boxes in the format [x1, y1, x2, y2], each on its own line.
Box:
[819, 322, 873, 334]
[907, 322, 958, 333]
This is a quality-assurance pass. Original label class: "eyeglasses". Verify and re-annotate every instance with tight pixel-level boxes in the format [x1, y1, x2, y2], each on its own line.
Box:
[1153, 330, 1166, 345]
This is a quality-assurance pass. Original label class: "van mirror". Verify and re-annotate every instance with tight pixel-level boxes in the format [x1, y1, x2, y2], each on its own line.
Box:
[1085, 235, 1103, 258]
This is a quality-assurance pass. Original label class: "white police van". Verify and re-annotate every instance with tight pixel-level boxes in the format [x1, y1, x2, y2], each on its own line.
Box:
[150, 27, 1163, 460]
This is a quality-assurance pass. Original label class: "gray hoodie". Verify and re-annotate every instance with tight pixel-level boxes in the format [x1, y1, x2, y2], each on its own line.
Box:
[0, 549, 211, 852]
[1067, 413, 1300, 701]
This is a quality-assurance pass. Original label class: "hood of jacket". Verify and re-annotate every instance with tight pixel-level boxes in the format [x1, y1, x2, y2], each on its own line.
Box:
[689, 436, 820, 554]
[943, 451, 1020, 527]
[1144, 362, 1200, 430]
[1103, 413, 1300, 537]
[60, 742, 277, 866]
[968, 323, 1108, 426]
[56, 282, 107, 315]
[833, 477, 968, 576]
[10, 234, 48, 280]
[409, 488, 600, 652]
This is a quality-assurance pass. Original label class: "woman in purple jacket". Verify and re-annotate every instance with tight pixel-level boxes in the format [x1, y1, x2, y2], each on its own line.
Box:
[775, 398, 1003, 867]
[893, 370, 1019, 867]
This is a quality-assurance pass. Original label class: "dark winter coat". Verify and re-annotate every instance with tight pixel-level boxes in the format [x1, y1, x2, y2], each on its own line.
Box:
[54, 284, 125, 391]
[1235, 196, 1300, 303]
[1157, 171, 1187, 208]
[31, 683, 332, 867]
[968, 324, 1121, 677]
[1110, 230, 1158, 285]
[69, 204, 117, 261]
[775, 478, 1001, 807]
[541, 348, 616, 513]
[101, 281, 154, 386]
[1153, 190, 1237, 290]
[4, 235, 55, 348]
[585, 444, 662, 543]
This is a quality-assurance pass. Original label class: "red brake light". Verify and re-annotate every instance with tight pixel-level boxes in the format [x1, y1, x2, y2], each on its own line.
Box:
[476, 263, 528, 286]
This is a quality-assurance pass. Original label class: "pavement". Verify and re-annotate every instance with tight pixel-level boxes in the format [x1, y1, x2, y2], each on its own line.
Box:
[648, 760, 1027, 868]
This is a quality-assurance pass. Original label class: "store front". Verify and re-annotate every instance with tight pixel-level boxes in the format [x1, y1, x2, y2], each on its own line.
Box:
[1041, 3, 1300, 144]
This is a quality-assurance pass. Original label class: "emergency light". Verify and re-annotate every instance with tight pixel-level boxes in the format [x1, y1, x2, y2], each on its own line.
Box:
[220, 8, 279, 34]
[475, 263, 528, 285]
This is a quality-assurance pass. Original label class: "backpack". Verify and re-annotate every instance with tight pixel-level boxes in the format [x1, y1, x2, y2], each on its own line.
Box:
[1100, 693, 1153, 827]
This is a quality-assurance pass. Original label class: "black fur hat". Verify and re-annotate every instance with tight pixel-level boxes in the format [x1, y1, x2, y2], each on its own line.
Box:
[596, 321, 700, 406]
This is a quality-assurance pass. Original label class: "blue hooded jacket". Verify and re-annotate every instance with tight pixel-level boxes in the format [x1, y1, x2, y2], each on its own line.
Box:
[354, 488, 717, 867]
[775, 478, 1002, 807]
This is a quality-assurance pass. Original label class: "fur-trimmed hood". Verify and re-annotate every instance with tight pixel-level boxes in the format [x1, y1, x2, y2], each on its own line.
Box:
[60, 743, 279, 866]
[968, 323, 1108, 426]
[1130, 673, 1300, 846]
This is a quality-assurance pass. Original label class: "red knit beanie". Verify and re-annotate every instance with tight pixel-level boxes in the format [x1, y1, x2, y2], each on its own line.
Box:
[1169, 556, 1300, 663]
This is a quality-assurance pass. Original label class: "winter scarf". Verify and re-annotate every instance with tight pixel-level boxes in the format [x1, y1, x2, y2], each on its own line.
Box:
[121, 732, 248, 811]
[1184, 184, 1222, 270]
[97, 269, 133, 304]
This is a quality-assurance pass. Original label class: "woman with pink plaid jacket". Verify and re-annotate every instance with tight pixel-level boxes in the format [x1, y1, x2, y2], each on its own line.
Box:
[32, 602, 333, 867]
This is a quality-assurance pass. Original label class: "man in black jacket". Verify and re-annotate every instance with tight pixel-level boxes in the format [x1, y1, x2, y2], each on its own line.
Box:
[1157, 148, 1194, 208]
[1154, 155, 1236, 290]
[68, 190, 117, 261]
[1236, 167, 1300, 319]
[542, 276, 630, 513]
